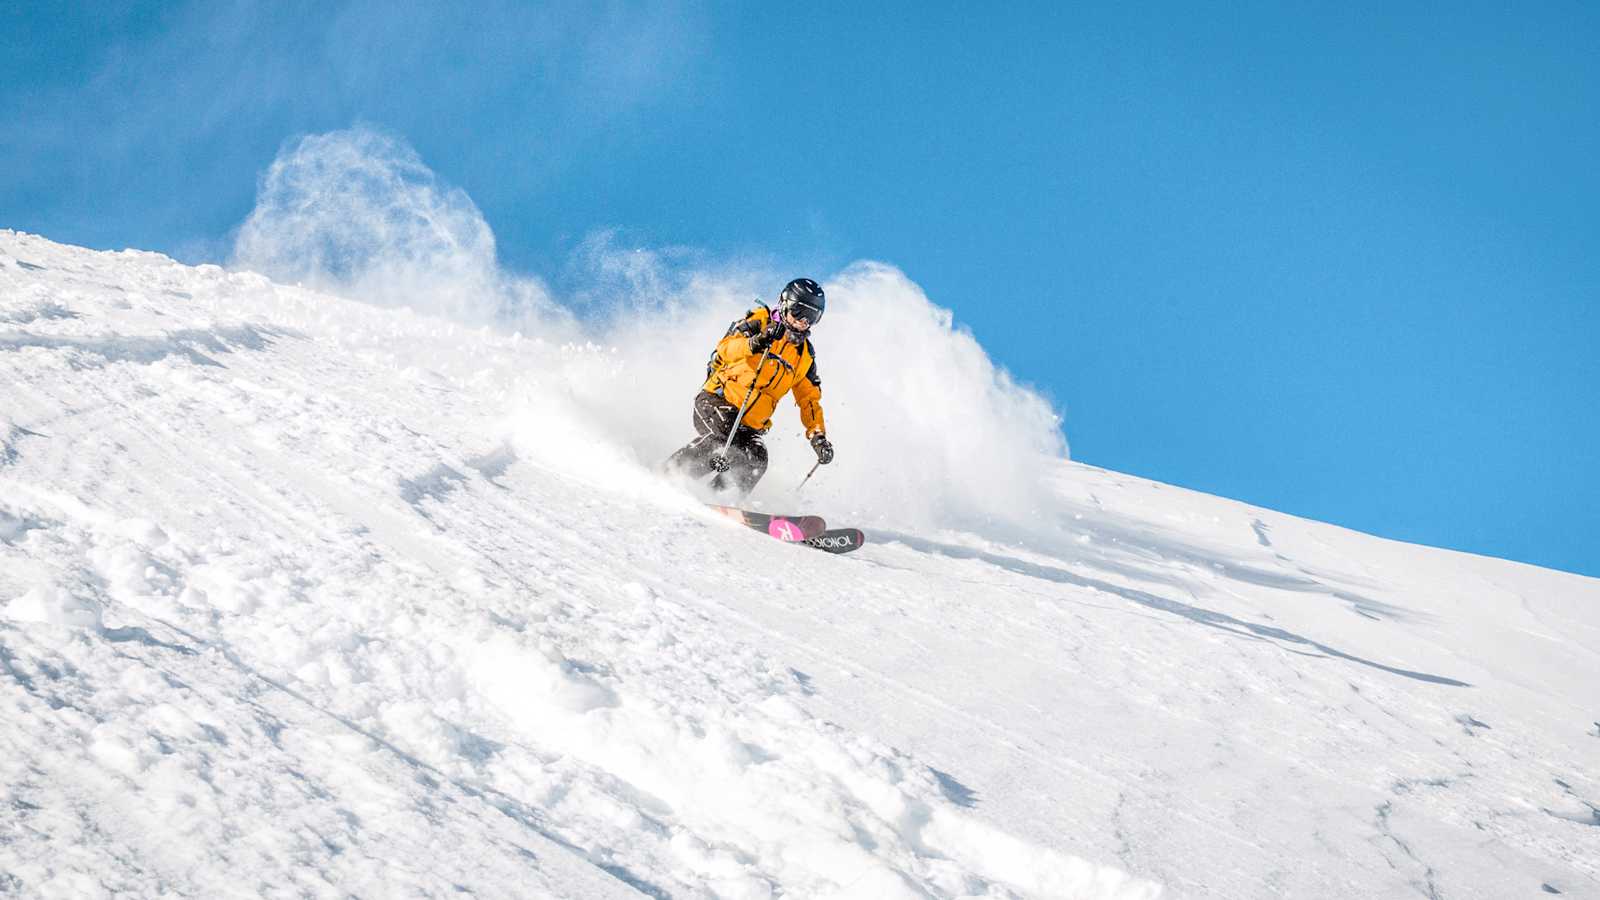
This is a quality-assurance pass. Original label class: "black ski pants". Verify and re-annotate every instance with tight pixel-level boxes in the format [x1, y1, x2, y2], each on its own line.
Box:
[665, 390, 769, 495]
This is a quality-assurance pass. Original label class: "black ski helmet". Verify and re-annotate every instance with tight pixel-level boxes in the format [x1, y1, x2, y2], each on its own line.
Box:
[778, 278, 825, 327]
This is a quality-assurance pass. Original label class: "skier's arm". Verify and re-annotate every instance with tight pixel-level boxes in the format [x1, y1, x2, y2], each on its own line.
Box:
[793, 356, 825, 437]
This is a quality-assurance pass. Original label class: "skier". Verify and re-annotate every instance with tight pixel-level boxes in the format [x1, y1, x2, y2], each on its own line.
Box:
[665, 277, 835, 495]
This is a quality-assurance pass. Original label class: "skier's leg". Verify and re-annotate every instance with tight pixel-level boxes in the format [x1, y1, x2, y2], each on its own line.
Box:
[664, 433, 719, 478]
[664, 392, 737, 478]
[728, 434, 769, 496]
[693, 390, 739, 438]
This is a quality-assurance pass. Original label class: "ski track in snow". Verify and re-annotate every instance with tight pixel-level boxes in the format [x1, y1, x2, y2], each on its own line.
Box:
[2, 232, 1599, 898]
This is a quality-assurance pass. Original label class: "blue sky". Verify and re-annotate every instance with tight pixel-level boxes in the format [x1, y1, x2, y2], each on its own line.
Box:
[3, 2, 1597, 576]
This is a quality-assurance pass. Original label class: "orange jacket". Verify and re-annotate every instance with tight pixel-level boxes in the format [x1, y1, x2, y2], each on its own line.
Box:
[701, 306, 825, 436]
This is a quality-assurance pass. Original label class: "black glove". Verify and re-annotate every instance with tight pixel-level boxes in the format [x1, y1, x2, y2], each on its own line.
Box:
[809, 433, 834, 465]
[749, 318, 787, 353]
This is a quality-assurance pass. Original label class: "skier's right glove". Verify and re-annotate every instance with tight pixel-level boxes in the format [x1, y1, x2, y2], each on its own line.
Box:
[748, 318, 787, 354]
[809, 433, 834, 465]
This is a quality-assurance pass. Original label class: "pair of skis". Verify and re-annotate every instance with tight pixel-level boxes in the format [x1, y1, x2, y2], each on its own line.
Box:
[707, 505, 866, 555]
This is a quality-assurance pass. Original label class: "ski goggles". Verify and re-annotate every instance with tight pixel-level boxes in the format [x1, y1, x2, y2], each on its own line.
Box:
[784, 300, 823, 328]
[782, 309, 814, 332]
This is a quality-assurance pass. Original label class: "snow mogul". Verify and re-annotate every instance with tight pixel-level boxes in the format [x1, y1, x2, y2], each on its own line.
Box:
[665, 277, 835, 495]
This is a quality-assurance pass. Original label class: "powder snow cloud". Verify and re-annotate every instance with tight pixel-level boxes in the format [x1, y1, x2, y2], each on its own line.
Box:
[230, 126, 1068, 534]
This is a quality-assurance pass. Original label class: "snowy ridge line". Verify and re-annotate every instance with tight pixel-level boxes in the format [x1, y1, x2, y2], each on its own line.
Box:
[5, 231, 1600, 898]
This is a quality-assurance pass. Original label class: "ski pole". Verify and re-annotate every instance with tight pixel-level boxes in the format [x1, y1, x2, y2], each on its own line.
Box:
[713, 344, 772, 468]
[795, 460, 821, 493]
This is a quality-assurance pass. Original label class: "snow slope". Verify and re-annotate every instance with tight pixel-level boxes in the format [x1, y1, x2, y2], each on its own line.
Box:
[2, 231, 1597, 898]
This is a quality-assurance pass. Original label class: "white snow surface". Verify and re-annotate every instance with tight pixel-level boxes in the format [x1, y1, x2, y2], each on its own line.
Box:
[1, 230, 1598, 899]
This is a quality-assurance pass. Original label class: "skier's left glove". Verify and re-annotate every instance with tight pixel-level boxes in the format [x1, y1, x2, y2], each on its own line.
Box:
[809, 433, 834, 465]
